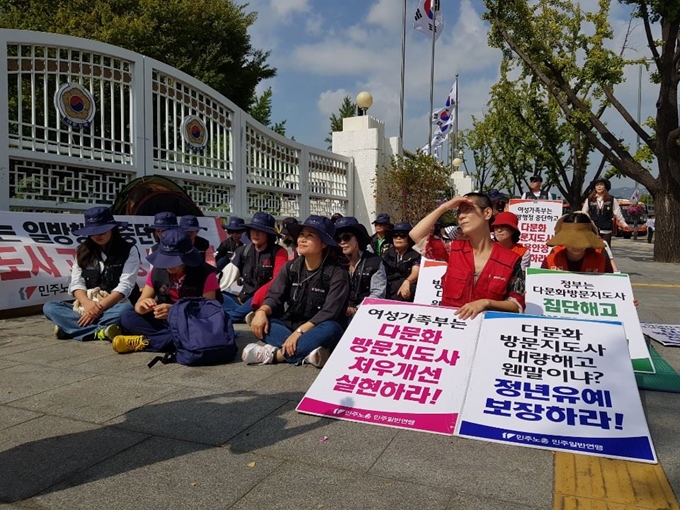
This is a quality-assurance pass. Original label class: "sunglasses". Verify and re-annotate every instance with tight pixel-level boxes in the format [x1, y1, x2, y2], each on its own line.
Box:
[336, 233, 354, 243]
[529, 177, 542, 183]
[393, 233, 409, 239]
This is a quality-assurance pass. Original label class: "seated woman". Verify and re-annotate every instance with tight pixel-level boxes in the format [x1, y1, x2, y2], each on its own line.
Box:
[221, 212, 288, 323]
[144, 212, 179, 253]
[382, 222, 421, 302]
[179, 215, 210, 260]
[410, 193, 525, 320]
[492, 212, 531, 270]
[215, 216, 246, 270]
[335, 216, 387, 317]
[43, 207, 140, 341]
[242, 215, 349, 368]
[541, 212, 613, 273]
[115, 229, 219, 353]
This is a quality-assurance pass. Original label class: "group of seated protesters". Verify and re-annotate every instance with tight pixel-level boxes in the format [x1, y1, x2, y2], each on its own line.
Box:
[43, 193, 623, 369]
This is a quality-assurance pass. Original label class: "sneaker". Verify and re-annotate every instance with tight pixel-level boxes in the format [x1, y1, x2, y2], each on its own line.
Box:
[303, 346, 330, 368]
[245, 311, 256, 326]
[241, 343, 277, 365]
[112, 335, 149, 354]
[53, 324, 69, 340]
[94, 324, 122, 342]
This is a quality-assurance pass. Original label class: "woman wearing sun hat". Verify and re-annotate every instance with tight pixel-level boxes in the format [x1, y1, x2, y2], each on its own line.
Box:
[42, 206, 141, 341]
[143, 211, 180, 253]
[243, 215, 349, 368]
[115, 229, 220, 353]
[581, 177, 627, 246]
[382, 222, 421, 302]
[179, 215, 210, 260]
[215, 216, 246, 269]
[541, 212, 613, 273]
[492, 212, 531, 270]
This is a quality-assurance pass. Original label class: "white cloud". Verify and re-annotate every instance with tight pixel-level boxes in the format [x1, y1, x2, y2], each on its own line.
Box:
[366, 0, 403, 29]
[317, 89, 352, 117]
[270, 0, 311, 18]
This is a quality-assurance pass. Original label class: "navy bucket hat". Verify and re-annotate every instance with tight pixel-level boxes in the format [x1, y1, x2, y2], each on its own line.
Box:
[180, 215, 207, 232]
[288, 215, 339, 247]
[143, 212, 179, 233]
[244, 212, 278, 236]
[224, 216, 246, 232]
[334, 216, 371, 249]
[146, 230, 203, 269]
[372, 213, 392, 226]
[72, 207, 128, 236]
[488, 189, 508, 203]
[392, 222, 413, 234]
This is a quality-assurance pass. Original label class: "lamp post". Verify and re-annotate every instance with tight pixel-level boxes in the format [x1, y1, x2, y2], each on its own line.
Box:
[452, 150, 464, 173]
[356, 91, 373, 117]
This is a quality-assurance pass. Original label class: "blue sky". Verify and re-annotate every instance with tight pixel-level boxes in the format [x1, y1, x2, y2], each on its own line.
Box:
[246, 0, 658, 190]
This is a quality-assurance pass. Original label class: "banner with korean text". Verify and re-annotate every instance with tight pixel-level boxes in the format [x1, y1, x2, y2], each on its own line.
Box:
[525, 268, 654, 373]
[508, 199, 562, 267]
[413, 258, 446, 306]
[296, 298, 482, 435]
[640, 323, 680, 347]
[0, 211, 225, 310]
[457, 312, 656, 463]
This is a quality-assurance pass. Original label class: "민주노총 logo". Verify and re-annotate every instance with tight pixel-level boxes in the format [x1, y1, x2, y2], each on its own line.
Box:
[54, 83, 97, 129]
[181, 115, 208, 152]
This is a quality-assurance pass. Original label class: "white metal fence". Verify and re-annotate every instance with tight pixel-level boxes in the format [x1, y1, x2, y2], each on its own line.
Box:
[0, 29, 353, 218]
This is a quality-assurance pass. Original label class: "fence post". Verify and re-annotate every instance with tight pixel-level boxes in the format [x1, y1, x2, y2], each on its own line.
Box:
[232, 110, 247, 217]
[0, 36, 9, 210]
[298, 146, 310, 220]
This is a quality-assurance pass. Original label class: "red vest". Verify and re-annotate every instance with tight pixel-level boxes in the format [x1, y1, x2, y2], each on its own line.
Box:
[441, 240, 521, 308]
[511, 244, 528, 258]
[544, 246, 606, 273]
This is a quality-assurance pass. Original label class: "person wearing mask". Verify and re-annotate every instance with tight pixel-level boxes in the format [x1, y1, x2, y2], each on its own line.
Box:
[492, 212, 531, 270]
[382, 222, 421, 302]
[369, 213, 393, 255]
[115, 229, 220, 353]
[222, 212, 287, 323]
[242, 215, 349, 368]
[43, 207, 140, 341]
[144, 212, 180, 252]
[521, 175, 550, 200]
[581, 178, 627, 246]
[215, 217, 246, 270]
[179, 215, 210, 261]
[335, 216, 387, 317]
[410, 193, 525, 320]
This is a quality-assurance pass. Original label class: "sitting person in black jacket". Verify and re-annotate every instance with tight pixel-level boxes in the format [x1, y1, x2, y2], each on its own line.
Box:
[215, 216, 246, 270]
[179, 215, 210, 261]
[382, 222, 421, 302]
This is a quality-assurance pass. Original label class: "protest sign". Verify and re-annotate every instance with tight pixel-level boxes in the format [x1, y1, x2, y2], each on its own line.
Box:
[297, 298, 482, 435]
[640, 323, 680, 347]
[525, 268, 654, 373]
[457, 312, 657, 463]
[509, 199, 562, 267]
[413, 258, 446, 306]
[0, 211, 224, 310]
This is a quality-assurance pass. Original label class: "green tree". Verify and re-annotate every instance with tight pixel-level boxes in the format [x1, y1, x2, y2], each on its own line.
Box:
[0, 0, 275, 111]
[378, 152, 453, 224]
[325, 96, 357, 149]
[249, 87, 288, 137]
[484, 0, 680, 262]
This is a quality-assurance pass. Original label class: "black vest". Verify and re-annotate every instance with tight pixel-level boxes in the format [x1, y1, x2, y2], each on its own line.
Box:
[239, 243, 282, 301]
[382, 247, 420, 299]
[369, 233, 393, 255]
[152, 263, 220, 304]
[216, 237, 242, 265]
[347, 252, 382, 307]
[589, 199, 614, 231]
[81, 241, 140, 303]
[282, 257, 343, 327]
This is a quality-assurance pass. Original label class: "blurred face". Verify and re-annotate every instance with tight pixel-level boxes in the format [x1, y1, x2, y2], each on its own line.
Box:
[186, 230, 198, 243]
[90, 229, 113, 247]
[228, 230, 242, 241]
[374, 223, 389, 236]
[595, 182, 606, 193]
[336, 232, 358, 256]
[166, 263, 186, 275]
[297, 227, 326, 256]
[392, 231, 410, 250]
[491, 200, 506, 217]
[493, 225, 515, 246]
[530, 179, 542, 191]
[565, 247, 586, 261]
[456, 201, 492, 235]
[249, 228, 267, 249]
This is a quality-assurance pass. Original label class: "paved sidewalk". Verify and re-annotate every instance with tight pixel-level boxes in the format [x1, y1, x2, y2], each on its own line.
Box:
[0, 238, 678, 510]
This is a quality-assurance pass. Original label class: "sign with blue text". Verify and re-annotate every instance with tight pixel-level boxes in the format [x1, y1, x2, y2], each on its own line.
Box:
[457, 312, 656, 463]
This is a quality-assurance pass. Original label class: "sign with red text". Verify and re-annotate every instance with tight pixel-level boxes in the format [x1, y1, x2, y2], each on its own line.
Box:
[457, 312, 656, 463]
[508, 199, 562, 267]
[0, 212, 225, 310]
[413, 258, 447, 306]
[525, 268, 654, 373]
[297, 298, 482, 435]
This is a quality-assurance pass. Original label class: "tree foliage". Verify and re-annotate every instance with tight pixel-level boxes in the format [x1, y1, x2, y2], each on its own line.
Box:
[325, 96, 357, 149]
[483, 0, 680, 262]
[0, 0, 276, 111]
[249, 87, 288, 136]
[378, 152, 454, 224]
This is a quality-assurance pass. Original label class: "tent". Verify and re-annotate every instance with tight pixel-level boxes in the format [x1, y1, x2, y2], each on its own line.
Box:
[111, 176, 203, 216]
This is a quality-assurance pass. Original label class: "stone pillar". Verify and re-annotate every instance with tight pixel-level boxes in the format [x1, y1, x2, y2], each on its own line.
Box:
[332, 116, 401, 227]
[451, 170, 473, 196]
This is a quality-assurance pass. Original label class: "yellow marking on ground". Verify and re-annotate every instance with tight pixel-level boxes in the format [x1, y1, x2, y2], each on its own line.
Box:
[631, 283, 680, 289]
[554, 453, 680, 510]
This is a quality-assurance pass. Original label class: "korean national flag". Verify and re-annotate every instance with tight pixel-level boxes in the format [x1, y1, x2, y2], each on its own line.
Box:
[414, 0, 443, 42]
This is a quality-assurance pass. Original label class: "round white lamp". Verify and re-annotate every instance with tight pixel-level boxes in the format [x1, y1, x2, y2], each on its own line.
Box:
[452, 150, 464, 168]
[356, 91, 373, 115]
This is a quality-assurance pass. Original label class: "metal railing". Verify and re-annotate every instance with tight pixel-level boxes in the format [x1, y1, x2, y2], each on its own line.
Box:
[0, 29, 353, 218]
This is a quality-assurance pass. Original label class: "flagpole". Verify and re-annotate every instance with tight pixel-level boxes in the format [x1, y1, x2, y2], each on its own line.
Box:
[454, 74, 459, 152]
[427, 10, 436, 155]
[399, 0, 407, 149]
